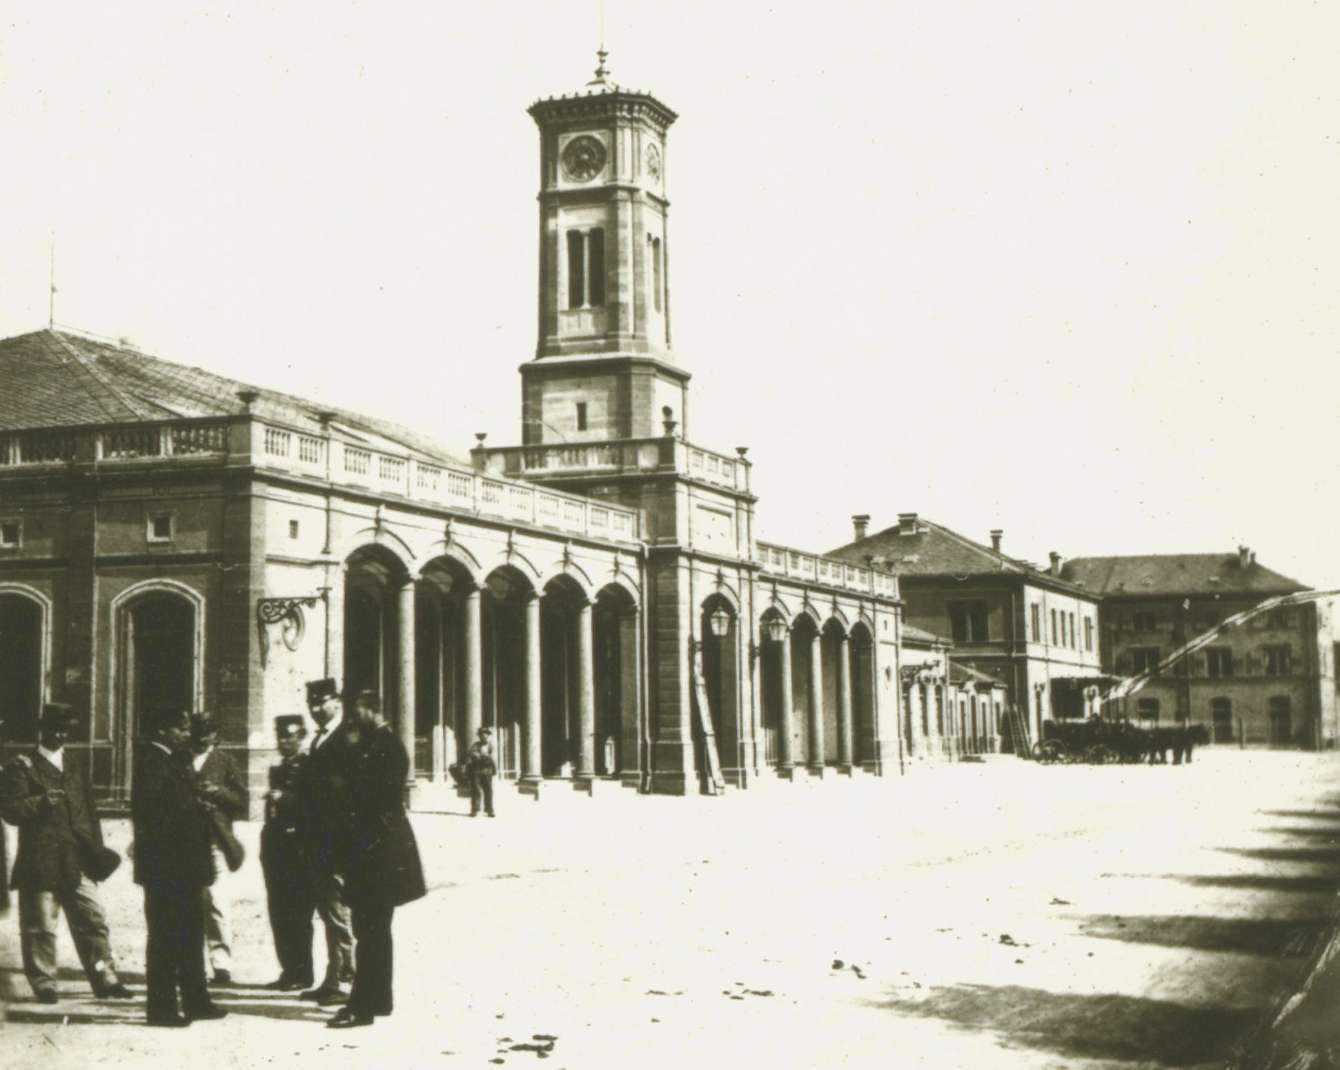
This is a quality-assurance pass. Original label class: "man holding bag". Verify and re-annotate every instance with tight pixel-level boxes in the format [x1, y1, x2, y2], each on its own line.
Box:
[0, 703, 130, 1004]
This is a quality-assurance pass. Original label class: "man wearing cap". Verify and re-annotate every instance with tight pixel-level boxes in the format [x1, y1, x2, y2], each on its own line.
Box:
[261, 715, 314, 991]
[296, 678, 355, 1004]
[467, 725, 497, 818]
[189, 713, 248, 985]
[133, 708, 226, 1026]
[0, 703, 130, 1004]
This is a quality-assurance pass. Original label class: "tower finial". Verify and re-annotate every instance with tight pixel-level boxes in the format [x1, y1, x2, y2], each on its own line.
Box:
[588, 0, 610, 86]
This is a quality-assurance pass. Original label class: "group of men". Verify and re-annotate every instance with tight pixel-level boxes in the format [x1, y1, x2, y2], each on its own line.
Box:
[0, 677, 426, 1031]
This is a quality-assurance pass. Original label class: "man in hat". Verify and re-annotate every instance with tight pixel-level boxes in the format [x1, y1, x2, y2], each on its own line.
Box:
[0, 703, 130, 1003]
[133, 708, 226, 1026]
[467, 725, 497, 818]
[261, 715, 314, 991]
[296, 678, 355, 1004]
[189, 713, 248, 985]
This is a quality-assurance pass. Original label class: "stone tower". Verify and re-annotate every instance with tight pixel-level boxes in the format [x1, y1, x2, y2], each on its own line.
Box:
[521, 53, 689, 446]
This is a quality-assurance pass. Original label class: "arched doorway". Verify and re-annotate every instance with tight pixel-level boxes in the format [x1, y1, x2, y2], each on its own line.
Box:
[541, 575, 588, 777]
[695, 595, 738, 790]
[482, 566, 533, 780]
[848, 623, 875, 771]
[0, 591, 44, 745]
[595, 584, 639, 781]
[819, 620, 846, 771]
[789, 613, 820, 771]
[344, 546, 409, 706]
[418, 554, 479, 780]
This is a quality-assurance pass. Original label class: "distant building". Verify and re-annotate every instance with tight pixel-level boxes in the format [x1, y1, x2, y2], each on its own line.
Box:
[894, 624, 1006, 763]
[1063, 550, 1340, 749]
[831, 514, 1103, 752]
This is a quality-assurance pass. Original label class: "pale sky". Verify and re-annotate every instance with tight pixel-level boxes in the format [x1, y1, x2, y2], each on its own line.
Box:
[2, 2, 1337, 586]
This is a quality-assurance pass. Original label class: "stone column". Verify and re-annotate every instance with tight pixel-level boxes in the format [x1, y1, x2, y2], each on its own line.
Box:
[576, 600, 596, 779]
[807, 631, 825, 776]
[777, 629, 794, 777]
[462, 587, 482, 747]
[522, 592, 542, 787]
[396, 579, 417, 798]
[836, 633, 853, 772]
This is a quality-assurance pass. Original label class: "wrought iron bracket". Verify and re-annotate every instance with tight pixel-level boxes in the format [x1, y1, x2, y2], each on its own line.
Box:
[257, 592, 326, 668]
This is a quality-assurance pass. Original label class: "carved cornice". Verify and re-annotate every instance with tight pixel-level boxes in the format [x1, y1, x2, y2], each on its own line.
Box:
[529, 90, 678, 132]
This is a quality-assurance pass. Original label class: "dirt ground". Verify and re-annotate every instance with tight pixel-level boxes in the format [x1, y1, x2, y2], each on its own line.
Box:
[3, 750, 1339, 1069]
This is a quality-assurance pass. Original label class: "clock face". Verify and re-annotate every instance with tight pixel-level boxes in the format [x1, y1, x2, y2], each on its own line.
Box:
[645, 142, 662, 183]
[561, 135, 607, 182]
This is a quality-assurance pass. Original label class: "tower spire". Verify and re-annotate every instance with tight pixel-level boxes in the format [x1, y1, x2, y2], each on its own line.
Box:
[588, 0, 610, 85]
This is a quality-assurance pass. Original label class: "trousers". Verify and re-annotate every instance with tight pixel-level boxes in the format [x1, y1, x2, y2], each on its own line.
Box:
[202, 844, 233, 974]
[18, 875, 120, 995]
[260, 825, 314, 983]
[348, 896, 395, 1017]
[143, 880, 210, 1017]
[470, 773, 494, 816]
[313, 871, 355, 990]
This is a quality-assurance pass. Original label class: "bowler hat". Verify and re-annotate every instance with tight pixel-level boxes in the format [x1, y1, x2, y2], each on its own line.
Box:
[39, 703, 78, 729]
[306, 678, 340, 704]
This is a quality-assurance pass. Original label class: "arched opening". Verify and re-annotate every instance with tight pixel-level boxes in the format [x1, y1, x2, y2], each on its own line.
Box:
[541, 575, 588, 777]
[789, 614, 820, 770]
[0, 591, 44, 744]
[418, 554, 479, 780]
[479, 566, 531, 780]
[695, 595, 738, 790]
[344, 546, 410, 706]
[595, 584, 639, 781]
[758, 610, 789, 769]
[848, 623, 875, 771]
[820, 620, 846, 771]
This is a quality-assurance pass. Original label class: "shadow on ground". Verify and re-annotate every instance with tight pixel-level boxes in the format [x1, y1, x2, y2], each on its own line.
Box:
[1073, 915, 1327, 957]
[1103, 872, 1340, 894]
[1257, 827, 1340, 843]
[873, 983, 1259, 1066]
[1217, 846, 1340, 868]
[1258, 810, 1340, 822]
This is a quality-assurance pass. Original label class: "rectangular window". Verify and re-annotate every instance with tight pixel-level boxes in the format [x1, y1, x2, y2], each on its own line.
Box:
[1069, 612, 1076, 648]
[1133, 611, 1157, 632]
[289, 519, 300, 540]
[1206, 647, 1233, 678]
[566, 231, 585, 309]
[651, 235, 663, 313]
[0, 520, 20, 548]
[1265, 645, 1293, 676]
[1030, 604, 1041, 642]
[1131, 647, 1162, 675]
[948, 600, 989, 643]
[1136, 697, 1160, 722]
[588, 228, 606, 306]
[1050, 609, 1058, 645]
[1084, 617, 1094, 652]
[148, 513, 173, 543]
[575, 401, 588, 432]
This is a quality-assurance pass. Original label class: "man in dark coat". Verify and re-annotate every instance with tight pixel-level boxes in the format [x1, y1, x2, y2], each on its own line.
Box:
[132, 709, 227, 1027]
[190, 713, 248, 984]
[326, 690, 425, 1029]
[261, 715, 314, 991]
[468, 726, 497, 818]
[0, 703, 130, 1003]
[296, 678, 355, 1004]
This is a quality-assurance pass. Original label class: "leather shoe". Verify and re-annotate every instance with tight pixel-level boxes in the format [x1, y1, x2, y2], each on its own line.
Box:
[327, 1008, 373, 1029]
[34, 989, 59, 1004]
[98, 982, 134, 1000]
[185, 1004, 228, 1021]
[211, 968, 232, 985]
[146, 1012, 191, 1028]
[281, 977, 313, 992]
[301, 986, 336, 1001]
[318, 991, 349, 1006]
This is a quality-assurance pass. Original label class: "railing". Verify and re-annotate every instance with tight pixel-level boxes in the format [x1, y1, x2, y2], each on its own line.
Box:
[0, 417, 642, 546]
[755, 540, 899, 599]
[475, 436, 751, 494]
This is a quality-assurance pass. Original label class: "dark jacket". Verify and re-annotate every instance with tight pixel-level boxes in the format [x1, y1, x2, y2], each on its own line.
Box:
[131, 740, 214, 887]
[297, 722, 356, 875]
[195, 746, 248, 827]
[344, 724, 425, 908]
[0, 749, 107, 893]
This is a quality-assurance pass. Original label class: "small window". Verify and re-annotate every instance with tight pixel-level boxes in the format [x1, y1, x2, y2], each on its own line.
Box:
[147, 513, 173, 543]
[1084, 617, 1094, 652]
[1133, 611, 1157, 632]
[1206, 648, 1233, 678]
[1030, 604, 1041, 642]
[948, 600, 989, 642]
[1264, 645, 1292, 676]
[1069, 612, 1077, 648]
[566, 231, 585, 310]
[1136, 697, 1160, 722]
[1131, 647, 1162, 675]
[1050, 609, 1058, 645]
[0, 520, 20, 548]
[289, 519, 300, 540]
[576, 402, 588, 432]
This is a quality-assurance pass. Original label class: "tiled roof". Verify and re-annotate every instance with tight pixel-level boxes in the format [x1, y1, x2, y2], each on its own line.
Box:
[1061, 554, 1307, 597]
[0, 329, 469, 466]
[901, 623, 948, 646]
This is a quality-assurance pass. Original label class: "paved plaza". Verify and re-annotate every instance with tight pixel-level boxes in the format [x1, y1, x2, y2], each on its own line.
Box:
[4, 751, 1340, 1069]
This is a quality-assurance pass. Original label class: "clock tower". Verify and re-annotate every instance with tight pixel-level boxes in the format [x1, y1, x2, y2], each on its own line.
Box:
[521, 54, 689, 446]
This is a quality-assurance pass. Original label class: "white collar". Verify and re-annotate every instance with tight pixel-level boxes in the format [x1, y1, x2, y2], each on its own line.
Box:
[38, 744, 64, 771]
[149, 741, 174, 756]
[192, 746, 213, 771]
[312, 713, 342, 745]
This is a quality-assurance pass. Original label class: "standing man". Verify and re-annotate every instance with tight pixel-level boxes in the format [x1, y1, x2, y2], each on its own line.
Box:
[468, 725, 497, 818]
[132, 709, 226, 1027]
[327, 691, 425, 1029]
[261, 715, 314, 991]
[0, 703, 130, 1004]
[189, 714, 248, 985]
[297, 678, 355, 1005]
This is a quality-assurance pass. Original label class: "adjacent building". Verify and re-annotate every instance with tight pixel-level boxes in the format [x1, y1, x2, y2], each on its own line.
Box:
[1063, 550, 1340, 749]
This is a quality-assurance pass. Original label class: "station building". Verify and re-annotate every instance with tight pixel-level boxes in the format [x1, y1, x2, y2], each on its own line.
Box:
[0, 65, 910, 809]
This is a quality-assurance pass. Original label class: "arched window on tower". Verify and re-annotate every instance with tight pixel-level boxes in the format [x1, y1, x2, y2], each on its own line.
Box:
[651, 235, 663, 313]
[588, 228, 605, 306]
[566, 229, 606, 310]
[567, 231, 585, 310]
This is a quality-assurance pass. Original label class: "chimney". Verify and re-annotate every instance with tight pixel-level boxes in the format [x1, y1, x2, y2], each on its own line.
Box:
[990, 529, 1003, 552]
[897, 512, 919, 535]
[1238, 545, 1254, 568]
[852, 514, 871, 541]
[1049, 551, 1064, 576]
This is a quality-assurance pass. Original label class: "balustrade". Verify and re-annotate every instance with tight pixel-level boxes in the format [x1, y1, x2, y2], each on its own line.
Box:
[756, 539, 898, 598]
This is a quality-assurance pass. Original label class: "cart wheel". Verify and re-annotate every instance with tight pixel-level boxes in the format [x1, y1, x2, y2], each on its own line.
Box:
[1033, 740, 1064, 765]
[1086, 744, 1116, 765]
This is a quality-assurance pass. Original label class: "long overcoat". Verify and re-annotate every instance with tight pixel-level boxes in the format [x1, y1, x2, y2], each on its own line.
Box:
[344, 724, 425, 908]
[0, 749, 107, 893]
[131, 741, 214, 887]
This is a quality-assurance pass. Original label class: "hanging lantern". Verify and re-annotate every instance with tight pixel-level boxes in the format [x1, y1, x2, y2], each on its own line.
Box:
[708, 605, 732, 638]
[764, 617, 788, 644]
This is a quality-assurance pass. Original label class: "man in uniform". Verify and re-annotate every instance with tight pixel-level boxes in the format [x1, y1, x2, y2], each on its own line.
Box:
[0, 703, 130, 1003]
[468, 725, 497, 818]
[189, 713, 248, 985]
[132, 709, 226, 1026]
[261, 715, 314, 991]
[297, 678, 355, 1005]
